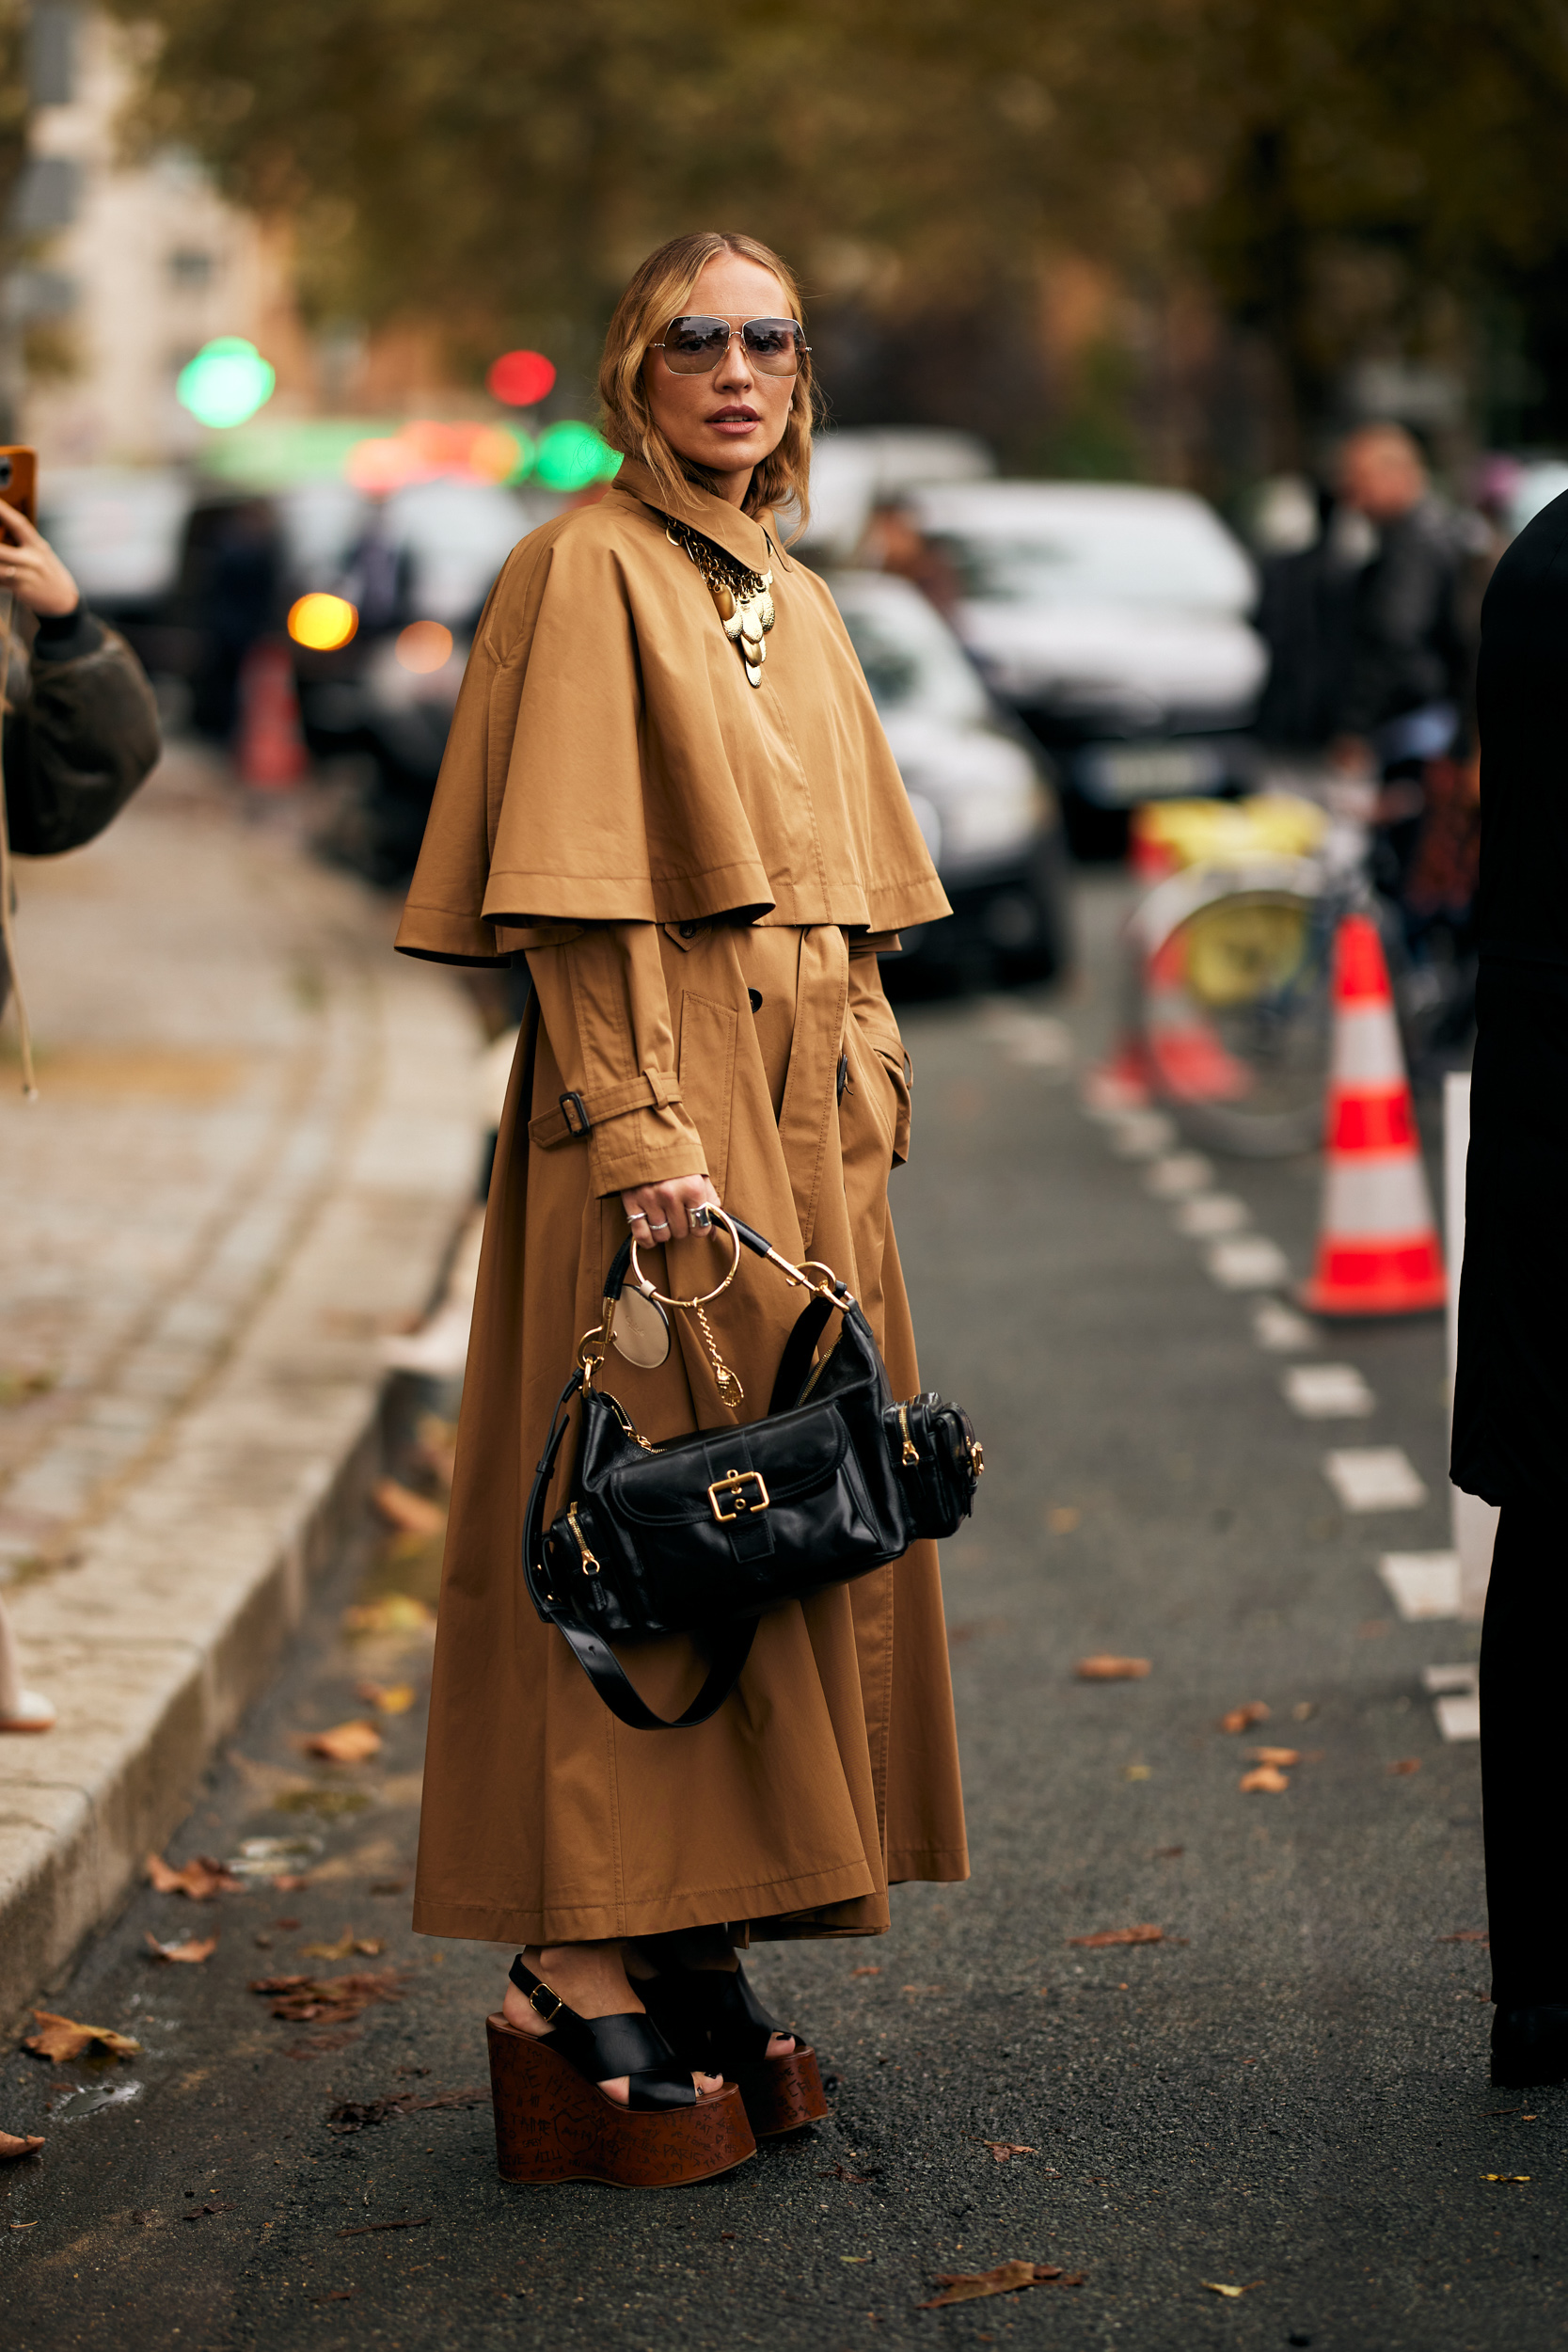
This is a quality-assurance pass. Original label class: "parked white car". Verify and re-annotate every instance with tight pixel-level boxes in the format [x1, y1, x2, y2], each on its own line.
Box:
[907, 481, 1268, 854]
[828, 568, 1068, 985]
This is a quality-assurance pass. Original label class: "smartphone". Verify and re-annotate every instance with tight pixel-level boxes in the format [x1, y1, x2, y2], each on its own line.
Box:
[0, 448, 38, 532]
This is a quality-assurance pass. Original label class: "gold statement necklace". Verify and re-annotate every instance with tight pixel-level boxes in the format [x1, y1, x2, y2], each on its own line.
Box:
[662, 514, 775, 687]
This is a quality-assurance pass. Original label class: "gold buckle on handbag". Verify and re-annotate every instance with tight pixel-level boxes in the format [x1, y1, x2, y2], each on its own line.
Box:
[707, 1468, 770, 1523]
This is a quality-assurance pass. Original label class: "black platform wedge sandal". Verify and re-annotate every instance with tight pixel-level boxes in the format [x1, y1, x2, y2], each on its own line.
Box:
[637, 1961, 830, 2137]
[486, 1957, 756, 2187]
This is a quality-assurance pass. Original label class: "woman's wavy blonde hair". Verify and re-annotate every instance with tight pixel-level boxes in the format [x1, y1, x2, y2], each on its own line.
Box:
[597, 230, 816, 532]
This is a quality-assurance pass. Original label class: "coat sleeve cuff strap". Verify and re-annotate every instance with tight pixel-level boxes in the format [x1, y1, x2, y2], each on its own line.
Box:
[528, 1068, 683, 1149]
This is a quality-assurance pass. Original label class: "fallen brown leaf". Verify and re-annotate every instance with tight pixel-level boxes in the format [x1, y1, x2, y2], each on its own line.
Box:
[145, 1932, 218, 1965]
[1204, 2280, 1263, 2297]
[1219, 1702, 1271, 1734]
[1387, 1757, 1422, 1775]
[1240, 1764, 1290, 1794]
[182, 2201, 231, 2222]
[1075, 1656, 1150, 1681]
[1069, 1924, 1164, 1948]
[371, 1479, 447, 1536]
[1048, 1505, 1082, 1533]
[251, 1970, 406, 2025]
[300, 1930, 386, 1962]
[1246, 1746, 1301, 1767]
[0, 2130, 44, 2159]
[850, 1964, 881, 1978]
[146, 1852, 242, 1900]
[976, 2139, 1037, 2162]
[1483, 2174, 1530, 2184]
[325, 2086, 488, 2135]
[341, 1594, 433, 1636]
[1438, 1930, 1489, 1944]
[355, 1681, 416, 1716]
[919, 2261, 1084, 2308]
[24, 2011, 140, 2064]
[303, 1720, 383, 1765]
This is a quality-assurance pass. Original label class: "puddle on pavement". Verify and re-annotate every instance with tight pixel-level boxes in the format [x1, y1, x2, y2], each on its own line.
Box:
[54, 2080, 144, 2122]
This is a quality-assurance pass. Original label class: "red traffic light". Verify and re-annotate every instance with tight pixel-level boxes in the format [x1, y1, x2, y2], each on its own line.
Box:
[486, 349, 557, 407]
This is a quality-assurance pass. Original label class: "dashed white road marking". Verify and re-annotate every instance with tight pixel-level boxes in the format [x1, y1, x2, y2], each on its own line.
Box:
[1105, 1110, 1180, 1159]
[1420, 1665, 1480, 1742]
[1173, 1194, 1250, 1238]
[1323, 1446, 1429, 1512]
[1144, 1152, 1215, 1200]
[1378, 1550, 1462, 1619]
[1002, 1019, 1074, 1070]
[1433, 1692, 1480, 1741]
[1282, 1363, 1377, 1418]
[1206, 1236, 1291, 1290]
[1251, 1299, 1317, 1352]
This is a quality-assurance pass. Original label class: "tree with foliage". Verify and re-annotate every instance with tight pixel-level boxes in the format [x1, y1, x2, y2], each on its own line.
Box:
[100, 0, 1568, 479]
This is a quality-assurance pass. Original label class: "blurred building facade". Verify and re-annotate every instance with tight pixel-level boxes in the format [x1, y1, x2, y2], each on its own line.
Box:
[13, 7, 305, 466]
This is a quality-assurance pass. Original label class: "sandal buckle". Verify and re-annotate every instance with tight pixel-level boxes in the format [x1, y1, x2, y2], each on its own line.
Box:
[527, 1980, 565, 2024]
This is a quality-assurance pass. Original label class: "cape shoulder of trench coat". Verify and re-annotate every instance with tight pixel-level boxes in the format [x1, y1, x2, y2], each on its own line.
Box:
[393, 457, 953, 963]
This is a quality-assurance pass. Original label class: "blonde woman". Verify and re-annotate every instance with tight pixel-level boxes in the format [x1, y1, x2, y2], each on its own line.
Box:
[397, 230, 968, 2187]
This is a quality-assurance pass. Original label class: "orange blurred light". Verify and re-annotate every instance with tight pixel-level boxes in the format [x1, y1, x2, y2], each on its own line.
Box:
[395, 621, 453, 675]
[288, 593, 358, 651]
[468, 424, 524, 483]
[344, 436, 425, 494]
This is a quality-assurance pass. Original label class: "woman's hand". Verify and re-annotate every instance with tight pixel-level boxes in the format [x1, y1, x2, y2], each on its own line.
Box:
[621, 1171, 720, 1248]
[0, 501, 80, 618]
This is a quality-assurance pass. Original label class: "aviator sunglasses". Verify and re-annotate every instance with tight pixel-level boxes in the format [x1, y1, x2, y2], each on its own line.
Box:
[653, 315, 809, 376]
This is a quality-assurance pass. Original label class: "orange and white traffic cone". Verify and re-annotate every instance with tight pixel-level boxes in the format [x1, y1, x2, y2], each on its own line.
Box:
[236, 639, 309, 790]
[1299, 911, 1445, 1315]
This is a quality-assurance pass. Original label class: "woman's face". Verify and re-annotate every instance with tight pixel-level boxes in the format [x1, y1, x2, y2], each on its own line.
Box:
[642, 254, 799, 504]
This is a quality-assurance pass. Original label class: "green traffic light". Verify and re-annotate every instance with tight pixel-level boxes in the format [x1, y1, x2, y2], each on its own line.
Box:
[533, 420, 622, 491]
[177, 338, 277, 430]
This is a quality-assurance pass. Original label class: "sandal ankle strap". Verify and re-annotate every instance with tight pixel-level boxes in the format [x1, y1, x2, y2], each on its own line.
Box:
[509, 1955, 697, 2110]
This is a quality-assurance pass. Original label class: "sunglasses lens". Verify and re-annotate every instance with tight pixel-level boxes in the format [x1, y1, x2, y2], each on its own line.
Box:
[661, 316, 731, 373]
[742, 319, 801, 375]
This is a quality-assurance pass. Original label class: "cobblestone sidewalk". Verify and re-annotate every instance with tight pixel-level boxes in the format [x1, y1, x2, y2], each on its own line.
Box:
[0, 744, 480, 2018]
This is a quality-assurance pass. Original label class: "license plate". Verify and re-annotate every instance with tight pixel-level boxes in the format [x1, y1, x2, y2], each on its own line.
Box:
[1077, 742, 1226, 805]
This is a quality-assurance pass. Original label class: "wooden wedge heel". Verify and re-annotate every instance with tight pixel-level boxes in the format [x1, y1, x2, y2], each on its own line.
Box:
[487, 1957, 755, 2188]
[639, 1960, 830, 2138]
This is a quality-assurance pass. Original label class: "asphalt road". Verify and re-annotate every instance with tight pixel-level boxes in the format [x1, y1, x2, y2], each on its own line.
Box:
[5, 874, 1555, 2352]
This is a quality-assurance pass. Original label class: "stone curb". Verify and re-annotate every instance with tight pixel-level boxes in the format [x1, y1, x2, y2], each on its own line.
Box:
[0, 957, 479, 2028]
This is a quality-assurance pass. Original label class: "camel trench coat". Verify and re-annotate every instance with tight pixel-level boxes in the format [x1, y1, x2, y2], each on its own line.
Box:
[396, 460, 969, 1945]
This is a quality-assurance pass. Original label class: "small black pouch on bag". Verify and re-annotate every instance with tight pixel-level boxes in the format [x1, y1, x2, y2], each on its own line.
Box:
[884, 1393, 984, 1539]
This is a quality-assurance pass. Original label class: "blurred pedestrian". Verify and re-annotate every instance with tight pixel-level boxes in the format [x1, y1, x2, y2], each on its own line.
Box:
[1451, 482, 1568, 2086]
[1329, 422, 1474, 799]
[395, 230, 966, 2182]
[0, 497, 162, 1731]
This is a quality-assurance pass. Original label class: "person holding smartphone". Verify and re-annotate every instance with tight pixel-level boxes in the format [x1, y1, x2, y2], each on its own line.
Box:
[0, 475, 162, 1731]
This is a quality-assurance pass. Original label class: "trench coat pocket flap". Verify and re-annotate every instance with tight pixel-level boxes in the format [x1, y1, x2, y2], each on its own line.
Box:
[676, 993, 737, 1195]
[875, 1047, 913, 1167]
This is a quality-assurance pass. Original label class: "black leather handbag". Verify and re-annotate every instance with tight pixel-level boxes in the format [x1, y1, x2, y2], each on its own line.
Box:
[523, 1208, 983, 1730]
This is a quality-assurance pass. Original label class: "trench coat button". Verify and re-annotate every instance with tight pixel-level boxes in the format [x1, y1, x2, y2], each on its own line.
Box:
[748, 989, 763, 1012]
[679, 922, 698, 940]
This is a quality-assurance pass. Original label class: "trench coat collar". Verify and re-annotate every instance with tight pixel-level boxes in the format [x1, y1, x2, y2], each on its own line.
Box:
[610, 454, 795, 575]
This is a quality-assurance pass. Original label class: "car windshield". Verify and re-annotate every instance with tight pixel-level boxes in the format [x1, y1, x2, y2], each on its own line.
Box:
[927, 505, 1252, 612]
[832, 580, 989, 727]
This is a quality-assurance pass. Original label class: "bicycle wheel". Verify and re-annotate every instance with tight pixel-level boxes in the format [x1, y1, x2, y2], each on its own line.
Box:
[1128, 857, 1339, 1158]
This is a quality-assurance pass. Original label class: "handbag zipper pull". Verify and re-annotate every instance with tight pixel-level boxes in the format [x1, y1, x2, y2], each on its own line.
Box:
[898, 1403, 920, 1466]
[568, 1503, 601, 1574]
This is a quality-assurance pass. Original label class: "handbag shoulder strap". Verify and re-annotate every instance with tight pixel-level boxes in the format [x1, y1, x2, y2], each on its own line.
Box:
[551, 1616, 756, 1732]
[521, 1363, 757, 1729]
